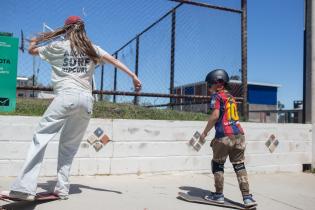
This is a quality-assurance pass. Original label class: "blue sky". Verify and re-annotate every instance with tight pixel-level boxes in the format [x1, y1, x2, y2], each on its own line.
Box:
[247, 0, 304, 109]
[0, 0, 304, 108]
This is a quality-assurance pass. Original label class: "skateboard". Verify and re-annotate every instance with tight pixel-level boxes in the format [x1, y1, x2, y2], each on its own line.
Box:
[0, 192, 60, 203]
[178, 192, 257, 210]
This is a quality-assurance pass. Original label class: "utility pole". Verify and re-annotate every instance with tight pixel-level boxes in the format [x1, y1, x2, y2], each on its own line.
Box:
[304, 0, 312, 123]
[241, 0, 248, 121]
[306, 0, 315, 168]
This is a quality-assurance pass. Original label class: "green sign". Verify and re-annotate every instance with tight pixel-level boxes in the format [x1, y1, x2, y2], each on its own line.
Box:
[0, 36, 18, 112]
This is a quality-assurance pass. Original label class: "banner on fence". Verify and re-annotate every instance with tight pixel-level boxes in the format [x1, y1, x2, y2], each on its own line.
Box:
[0, 35, 19, 112]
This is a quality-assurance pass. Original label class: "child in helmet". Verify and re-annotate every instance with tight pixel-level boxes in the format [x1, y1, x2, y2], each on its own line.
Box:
[199, 69, 256, 207]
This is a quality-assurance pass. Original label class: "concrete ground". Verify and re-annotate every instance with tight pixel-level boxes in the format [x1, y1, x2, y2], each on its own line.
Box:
[0, 172, 314, 210]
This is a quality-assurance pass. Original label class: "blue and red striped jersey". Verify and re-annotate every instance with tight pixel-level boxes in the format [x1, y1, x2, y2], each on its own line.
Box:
[210, 90, 244, 138]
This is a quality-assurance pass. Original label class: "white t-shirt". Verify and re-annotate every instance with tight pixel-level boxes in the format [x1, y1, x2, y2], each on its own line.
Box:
[38, 39, 109, 94]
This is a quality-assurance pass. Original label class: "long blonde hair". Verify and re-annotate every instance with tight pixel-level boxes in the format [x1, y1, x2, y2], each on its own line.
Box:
[34, 21, 100, 64]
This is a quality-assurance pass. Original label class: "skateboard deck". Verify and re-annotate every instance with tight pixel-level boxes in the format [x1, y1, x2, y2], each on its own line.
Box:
[0, 192, 60, 203]
[178, 192, 256, 210]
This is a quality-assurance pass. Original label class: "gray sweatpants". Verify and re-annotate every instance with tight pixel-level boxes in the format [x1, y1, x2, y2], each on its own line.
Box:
[11, 90, 93, 196]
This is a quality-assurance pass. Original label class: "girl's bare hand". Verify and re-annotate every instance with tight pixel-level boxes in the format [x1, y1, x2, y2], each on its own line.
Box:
[133, 76, 142, 92]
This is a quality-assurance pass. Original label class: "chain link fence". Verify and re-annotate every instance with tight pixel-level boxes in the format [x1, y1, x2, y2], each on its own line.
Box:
[10, 0, 245, 116]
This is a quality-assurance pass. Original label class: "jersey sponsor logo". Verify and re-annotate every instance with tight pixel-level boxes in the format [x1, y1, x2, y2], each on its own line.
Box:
[223, 121, 240, 126]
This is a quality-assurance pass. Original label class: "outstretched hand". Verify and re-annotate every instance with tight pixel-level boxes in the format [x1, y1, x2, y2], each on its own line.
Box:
[133, 76, 142, 92]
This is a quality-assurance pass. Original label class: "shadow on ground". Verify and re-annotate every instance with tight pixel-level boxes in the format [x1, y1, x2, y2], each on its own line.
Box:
[178, 186, 256, 210]
[1, 180, 122, 210]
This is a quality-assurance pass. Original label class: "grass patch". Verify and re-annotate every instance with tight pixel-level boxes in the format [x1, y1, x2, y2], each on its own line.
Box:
[0, 98, 209, 121]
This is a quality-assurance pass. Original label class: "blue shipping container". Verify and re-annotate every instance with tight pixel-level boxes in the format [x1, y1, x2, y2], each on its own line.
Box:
[248, 85, 277, 105]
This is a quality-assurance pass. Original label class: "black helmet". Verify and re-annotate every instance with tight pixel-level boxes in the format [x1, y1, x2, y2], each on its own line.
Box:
[205, 69, 229, 86]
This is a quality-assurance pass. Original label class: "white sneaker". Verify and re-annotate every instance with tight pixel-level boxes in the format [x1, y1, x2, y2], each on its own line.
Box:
[1, 190, 35, 201]
[53, 192, 69, 200]
[57, 194, 69, 200]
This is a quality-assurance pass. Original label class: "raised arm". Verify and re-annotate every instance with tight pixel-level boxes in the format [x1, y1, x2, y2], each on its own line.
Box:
[100, 54, 142, 91]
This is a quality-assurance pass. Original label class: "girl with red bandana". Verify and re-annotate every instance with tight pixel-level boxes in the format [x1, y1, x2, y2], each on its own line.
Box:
[2, 16, 141, 200]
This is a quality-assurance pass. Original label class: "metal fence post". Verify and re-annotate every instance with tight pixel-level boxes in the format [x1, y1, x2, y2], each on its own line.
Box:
[100, 65, 104, 101]
[170, 9, 176, 107]
[113, 53, 118, 103]
[134, 36, 140, 105]
[307, 0, 315, 169]
[241, 0, 248, 121]
[304, 0, 312, 124]
[32, 57, 35, 97]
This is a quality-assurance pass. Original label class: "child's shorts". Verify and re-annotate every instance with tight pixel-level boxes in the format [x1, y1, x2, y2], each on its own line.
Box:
[211, 134, 246, 164]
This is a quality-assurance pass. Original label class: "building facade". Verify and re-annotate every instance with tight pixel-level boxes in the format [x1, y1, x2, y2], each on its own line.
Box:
[173, 80, 280, 123]
[16, 76, 38, 98]
[16, 76, 54, 99]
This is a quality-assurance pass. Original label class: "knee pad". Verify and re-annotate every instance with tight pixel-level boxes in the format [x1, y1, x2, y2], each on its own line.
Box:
[233, 163, 246, 173]
[211, 160, 224, 174]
